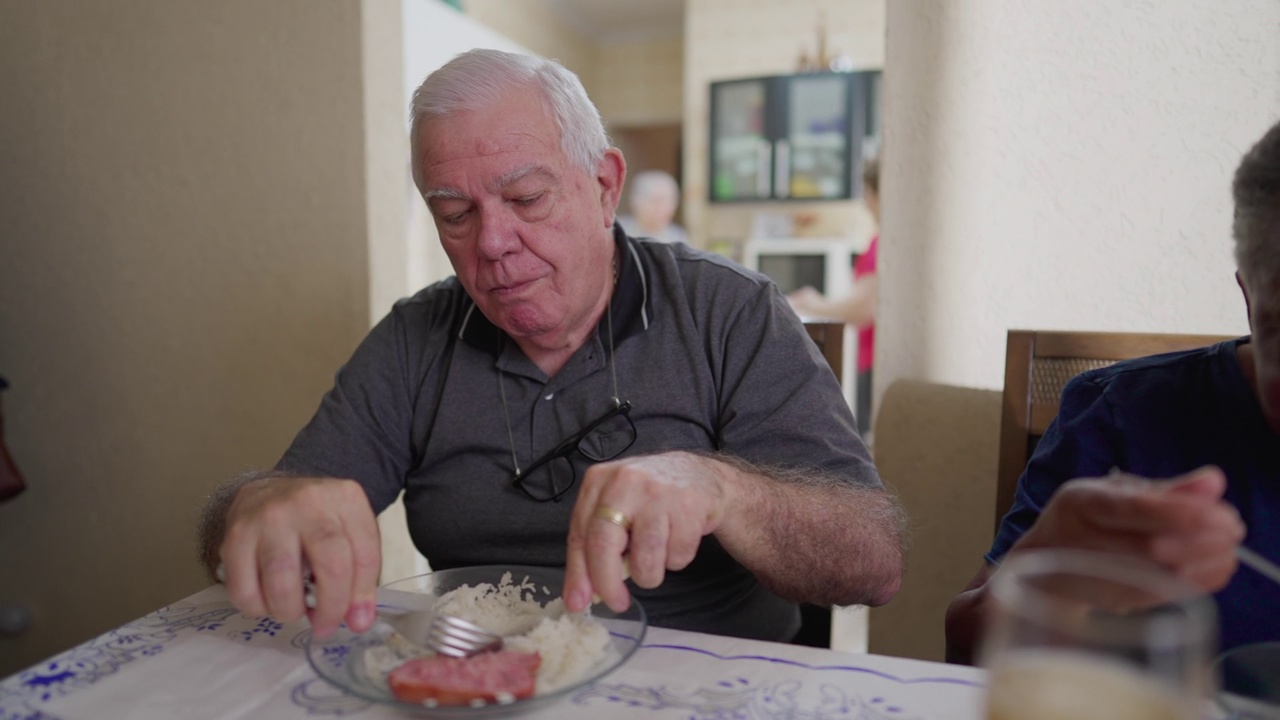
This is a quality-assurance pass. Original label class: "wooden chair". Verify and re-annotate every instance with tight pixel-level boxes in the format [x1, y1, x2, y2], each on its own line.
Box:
[793, 321, 846, 649]
[995, 330, 1236, 534]
[869, 378, 1002, 661]
[803, 321, 845, 385]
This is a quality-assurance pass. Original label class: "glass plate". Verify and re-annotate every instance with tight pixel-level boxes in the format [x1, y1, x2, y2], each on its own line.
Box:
[305, 564, 647, 718]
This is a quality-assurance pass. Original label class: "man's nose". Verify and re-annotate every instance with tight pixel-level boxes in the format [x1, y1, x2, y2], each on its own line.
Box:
[475, 207, 523, 260]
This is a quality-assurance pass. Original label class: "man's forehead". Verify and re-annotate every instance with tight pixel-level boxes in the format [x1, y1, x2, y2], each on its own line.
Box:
[419, 91, 558, 158]
[491, 163, 559, 191]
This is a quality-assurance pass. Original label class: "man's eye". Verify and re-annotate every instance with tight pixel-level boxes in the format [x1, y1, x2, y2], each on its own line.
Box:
[515, 194, 543, 207]
[442, 211, 469, 225]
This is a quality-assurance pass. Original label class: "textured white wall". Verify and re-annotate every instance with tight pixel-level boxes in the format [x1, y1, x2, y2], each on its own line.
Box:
[877, 0, 1280, 400]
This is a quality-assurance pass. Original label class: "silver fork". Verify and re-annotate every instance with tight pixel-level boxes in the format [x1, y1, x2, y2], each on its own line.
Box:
[1237, 546, 1280, 586]
[391, 612, 503, 658]
[299, 571, 502, 658]
[216, 563, 502, 657]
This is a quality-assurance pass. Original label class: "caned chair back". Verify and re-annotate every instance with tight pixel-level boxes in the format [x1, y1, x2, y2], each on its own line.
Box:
[995, 330, 1236, 534]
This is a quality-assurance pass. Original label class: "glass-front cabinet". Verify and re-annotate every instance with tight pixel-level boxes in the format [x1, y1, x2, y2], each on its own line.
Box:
[710, 79, 771, 201]
[709, 71, 880, 202]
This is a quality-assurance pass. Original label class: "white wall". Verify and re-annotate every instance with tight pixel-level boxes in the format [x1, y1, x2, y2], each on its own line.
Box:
[380, 0, 527, 322]
[877, 0, 1280, 400]
[373, 0, 529, 583]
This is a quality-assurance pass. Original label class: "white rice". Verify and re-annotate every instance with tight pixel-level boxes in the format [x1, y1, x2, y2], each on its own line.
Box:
[434, 572, 557, 637]
[370, 572, 614, 698]
[436, 572, 613, 695]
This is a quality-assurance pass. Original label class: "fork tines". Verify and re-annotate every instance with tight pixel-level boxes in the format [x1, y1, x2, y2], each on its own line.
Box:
[428, 614, 503, 658]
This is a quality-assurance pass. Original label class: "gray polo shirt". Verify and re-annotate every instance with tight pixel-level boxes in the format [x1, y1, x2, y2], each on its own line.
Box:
[278, 226, 878, 641]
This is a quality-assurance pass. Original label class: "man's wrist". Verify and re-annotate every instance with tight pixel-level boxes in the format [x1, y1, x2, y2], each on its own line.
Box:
[195, 469, 289, 580]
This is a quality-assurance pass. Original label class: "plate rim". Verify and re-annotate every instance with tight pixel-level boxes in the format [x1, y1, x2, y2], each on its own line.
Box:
[303, 564, 648, 716]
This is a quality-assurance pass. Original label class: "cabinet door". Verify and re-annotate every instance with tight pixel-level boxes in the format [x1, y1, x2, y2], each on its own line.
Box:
[777, 73, 861, 200]
[709, 79, 772, 202]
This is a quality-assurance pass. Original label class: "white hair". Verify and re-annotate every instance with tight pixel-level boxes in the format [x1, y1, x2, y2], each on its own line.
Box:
[1233, 119, 1280, 282]
[628, 169, 680, 207]
[408, 49, 609, 192]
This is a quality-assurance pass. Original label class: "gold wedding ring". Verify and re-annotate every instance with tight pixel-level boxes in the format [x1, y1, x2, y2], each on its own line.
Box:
[593, 505, 631, 532]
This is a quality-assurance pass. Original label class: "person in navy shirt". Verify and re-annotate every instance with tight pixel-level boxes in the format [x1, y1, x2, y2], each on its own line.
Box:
[945, 117, 1280, 664]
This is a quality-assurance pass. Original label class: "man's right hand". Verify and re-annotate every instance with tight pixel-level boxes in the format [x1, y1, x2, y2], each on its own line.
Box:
[217, 476, 382, 638]
[946, 466, 1244, 664]
[1010, 465, 1245, 592]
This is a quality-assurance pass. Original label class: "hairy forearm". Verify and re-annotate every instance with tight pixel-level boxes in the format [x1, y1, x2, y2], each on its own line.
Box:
[713, 456, 907, 607]
[195, 469, 286, 580]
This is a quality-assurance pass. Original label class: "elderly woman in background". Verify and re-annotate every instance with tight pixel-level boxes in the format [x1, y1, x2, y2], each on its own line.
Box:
[618, 169, 690, 245]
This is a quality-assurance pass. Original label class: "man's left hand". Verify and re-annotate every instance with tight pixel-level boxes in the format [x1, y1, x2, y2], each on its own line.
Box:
[562, 451, 734, 613]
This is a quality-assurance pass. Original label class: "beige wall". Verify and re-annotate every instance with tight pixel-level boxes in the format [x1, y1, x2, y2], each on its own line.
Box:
[875, 0, 1279, 405]
[684, 0, 885, 252]
[462, 0, 597, 91]
[461, 0, 887, 251]
[594, 36, 685, 127]
[364, 0, 409, 327]
[0, 0, 375, 674]
[461, 2, 685, 172]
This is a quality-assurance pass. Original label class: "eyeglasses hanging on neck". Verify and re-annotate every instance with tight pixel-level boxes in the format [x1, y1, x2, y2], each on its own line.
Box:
[497, 253, 635, 502]
[508, 398, 636, 502]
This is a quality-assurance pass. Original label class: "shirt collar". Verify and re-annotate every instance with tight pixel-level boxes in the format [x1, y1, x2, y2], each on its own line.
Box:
[457, 223, 652, 356]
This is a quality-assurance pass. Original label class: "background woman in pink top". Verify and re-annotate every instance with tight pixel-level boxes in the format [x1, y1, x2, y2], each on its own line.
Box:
[788, 156, 880, 435]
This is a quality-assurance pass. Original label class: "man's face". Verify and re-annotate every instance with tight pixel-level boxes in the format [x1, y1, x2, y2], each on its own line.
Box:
[1241, 264, 1280, 436]
[416, 86, 624, 348]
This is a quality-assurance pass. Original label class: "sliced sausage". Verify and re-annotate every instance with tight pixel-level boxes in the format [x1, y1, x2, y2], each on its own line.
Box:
[388, 650, 541, 706]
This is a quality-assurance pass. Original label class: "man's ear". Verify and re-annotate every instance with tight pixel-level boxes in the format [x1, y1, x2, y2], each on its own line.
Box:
[596, 148, 626, 228]
[1239, 270, 1254, 325]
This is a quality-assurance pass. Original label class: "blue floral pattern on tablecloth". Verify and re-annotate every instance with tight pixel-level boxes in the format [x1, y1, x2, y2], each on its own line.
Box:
[1, 603, 257, 720]
[1, 600, 982, 719]
[565, 642, 982, 720]
[574, 678, 912, 719]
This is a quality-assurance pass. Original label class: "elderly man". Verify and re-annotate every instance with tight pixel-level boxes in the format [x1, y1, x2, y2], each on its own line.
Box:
[945, 117, 1280, 663]
[199, 49, 905, 644]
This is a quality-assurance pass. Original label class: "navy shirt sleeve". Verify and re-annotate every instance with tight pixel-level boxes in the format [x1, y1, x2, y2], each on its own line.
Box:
[986, 373, 1121, 563]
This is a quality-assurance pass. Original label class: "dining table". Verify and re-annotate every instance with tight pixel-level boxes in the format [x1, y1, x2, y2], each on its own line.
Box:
[0, 584, 987, 719]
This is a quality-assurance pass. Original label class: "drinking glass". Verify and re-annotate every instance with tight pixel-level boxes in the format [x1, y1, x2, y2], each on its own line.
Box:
[981, 549, 1217, 720]
[1215, 642, 1280, 719]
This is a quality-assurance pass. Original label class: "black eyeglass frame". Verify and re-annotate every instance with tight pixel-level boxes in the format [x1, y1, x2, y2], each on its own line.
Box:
[511, 399, 635, 502]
